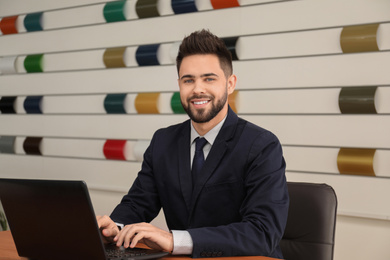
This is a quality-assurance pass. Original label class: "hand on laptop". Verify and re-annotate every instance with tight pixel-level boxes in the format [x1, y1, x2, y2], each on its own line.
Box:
[97, 215, 120, 243]
[114, 222, 173, 253]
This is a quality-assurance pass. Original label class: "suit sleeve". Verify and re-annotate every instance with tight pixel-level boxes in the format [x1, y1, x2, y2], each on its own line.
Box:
[188, 132, 289, 258]
[110, 134, 162, 225]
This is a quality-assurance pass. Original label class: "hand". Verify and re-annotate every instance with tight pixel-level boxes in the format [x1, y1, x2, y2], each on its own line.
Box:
[96, 215, 120, 243]
[114, 222, 173, 253]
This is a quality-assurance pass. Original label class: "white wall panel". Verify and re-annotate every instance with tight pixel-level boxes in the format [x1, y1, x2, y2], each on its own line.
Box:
[0, 154, 139, 192]
[284, 146, 390, 177]
[237, 88, 341, 114]
[43, 4, 106, 30]
[0, 0, 114, 17]
[236, 52, 390, 90]
[1, 52, 390, 96]
[1, 1, 389, 56]
[0, 115, 388, 149]
[0, 66, 179, 96]
[0, 115, 187, 139]
[243, 115, 390, 148]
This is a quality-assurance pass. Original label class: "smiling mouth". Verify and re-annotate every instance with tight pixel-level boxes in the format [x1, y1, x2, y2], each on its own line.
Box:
[193, 100, 209, 105]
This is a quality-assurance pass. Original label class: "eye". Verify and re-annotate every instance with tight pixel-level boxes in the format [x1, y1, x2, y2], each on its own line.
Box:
[183, 79, 194, 84]
[205, 78, 215, 82]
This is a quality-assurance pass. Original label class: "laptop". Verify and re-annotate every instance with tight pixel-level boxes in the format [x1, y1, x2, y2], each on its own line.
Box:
[0, 178, 169, 260]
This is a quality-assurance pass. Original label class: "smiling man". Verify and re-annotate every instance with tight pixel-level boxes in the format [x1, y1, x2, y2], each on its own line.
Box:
[98, 29, 289, 259]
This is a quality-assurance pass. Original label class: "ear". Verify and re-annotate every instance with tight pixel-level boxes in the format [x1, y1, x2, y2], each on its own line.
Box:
[227, 74, 237, 95]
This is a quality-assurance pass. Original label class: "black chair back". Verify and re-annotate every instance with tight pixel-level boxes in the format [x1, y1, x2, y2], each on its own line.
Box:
[280, 182, 337, 260]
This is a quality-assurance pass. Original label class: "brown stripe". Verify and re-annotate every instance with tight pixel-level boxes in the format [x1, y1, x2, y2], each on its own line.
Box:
[103, 47, 127, 68]
[340, 24, 379, 53]
[23, 137, 43, 155]
[337, 148, 376, 176]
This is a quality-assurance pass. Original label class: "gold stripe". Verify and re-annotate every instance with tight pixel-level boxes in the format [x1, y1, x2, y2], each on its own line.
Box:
[135, 93, 160, 114]
[337, 148, 376, 176]
[103, 47, 126, 68]
[340, 24, 379, 53]
[228, 90, 239, 113]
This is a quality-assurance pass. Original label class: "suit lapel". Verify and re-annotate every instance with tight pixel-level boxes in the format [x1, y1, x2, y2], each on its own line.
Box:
[177, 120, 192, 212]
[190, 107, 239, 210]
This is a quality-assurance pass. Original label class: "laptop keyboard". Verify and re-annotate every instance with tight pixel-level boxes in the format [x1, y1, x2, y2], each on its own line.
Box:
[106, 246, 168, 260]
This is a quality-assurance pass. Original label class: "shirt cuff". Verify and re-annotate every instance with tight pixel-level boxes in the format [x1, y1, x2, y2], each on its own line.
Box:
[114, 222, 124, 230]
[171, 230, 193, 255]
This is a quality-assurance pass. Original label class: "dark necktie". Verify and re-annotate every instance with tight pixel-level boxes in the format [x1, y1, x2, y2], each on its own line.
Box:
[192, 137, 208, 189]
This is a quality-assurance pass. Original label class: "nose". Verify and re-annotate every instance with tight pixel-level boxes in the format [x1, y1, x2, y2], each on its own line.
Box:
[193, 79, 205, 94]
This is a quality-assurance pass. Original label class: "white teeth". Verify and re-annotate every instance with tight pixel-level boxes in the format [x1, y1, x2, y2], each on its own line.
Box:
[194, 101, 208, 105]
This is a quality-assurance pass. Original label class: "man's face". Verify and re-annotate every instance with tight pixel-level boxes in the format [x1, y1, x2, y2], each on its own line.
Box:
[178, 54, 235, 124]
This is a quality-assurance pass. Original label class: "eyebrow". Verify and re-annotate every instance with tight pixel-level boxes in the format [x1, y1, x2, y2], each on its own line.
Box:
[180, 73, 219, 80]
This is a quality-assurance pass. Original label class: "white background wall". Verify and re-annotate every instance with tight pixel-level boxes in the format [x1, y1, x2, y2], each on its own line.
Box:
[0, 1, 389, 259]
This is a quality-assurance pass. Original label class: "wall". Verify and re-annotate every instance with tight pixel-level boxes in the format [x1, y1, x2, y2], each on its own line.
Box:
[0, 0, 389, 259]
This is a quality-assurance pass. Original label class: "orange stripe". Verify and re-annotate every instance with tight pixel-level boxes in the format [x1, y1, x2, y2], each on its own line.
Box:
[135, 93, 160, 114]
[211, 0, 239, 9]
[0, 16, 18, 34]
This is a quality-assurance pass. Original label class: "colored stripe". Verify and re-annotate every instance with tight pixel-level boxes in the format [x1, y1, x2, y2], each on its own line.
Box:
[0, 136, 15, 154]
[136, 0, 160, 18]
[339, 86, 377, 114]
[337, 148, 376, 176]
[103, 47, 127, 68]
[228, 90, 239, 113]
[136, 44, 160, 66]
[340, 24, 379, 53]
[24, 12, 43, 32]
[104, 93, 127, 114]
[222, 37, 239, 61]
[0, 96, 17, 114]
[171, 0, 198, 14]
[103, 139, 127, 160]
[24, 96, 43, 114]
[0, 16, 18, 34]
[24, 54, 44, 73]
[170, 92, 185, 114]
[23, 137, 43, 155]
[103, 0, 127, 22]
[135, 93, 160, 114]
[210, 0, 239, 9]
[0, 56, 18, 74]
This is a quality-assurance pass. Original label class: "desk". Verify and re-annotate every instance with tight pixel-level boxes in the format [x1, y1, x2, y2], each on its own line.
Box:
[0, 231, 277, 260]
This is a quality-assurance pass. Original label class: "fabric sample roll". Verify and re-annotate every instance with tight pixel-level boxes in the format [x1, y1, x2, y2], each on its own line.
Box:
[0, 96, 17, 114]
[103, 0, 127, 22]
[171, 0, 198, 14]
[24, 12, 43, 32]
[0, 16, 18, 34]
[24, 96, 43, 114]
[23, 137, 43, 155]
[136, 0, 160, 18]
[104, 93, 127, 114]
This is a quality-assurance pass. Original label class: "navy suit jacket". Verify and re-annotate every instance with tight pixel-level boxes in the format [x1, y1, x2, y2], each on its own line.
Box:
[111, 107, 289, 258]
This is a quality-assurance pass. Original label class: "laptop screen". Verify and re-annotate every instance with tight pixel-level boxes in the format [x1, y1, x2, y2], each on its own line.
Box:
[0, 178, 107, 260]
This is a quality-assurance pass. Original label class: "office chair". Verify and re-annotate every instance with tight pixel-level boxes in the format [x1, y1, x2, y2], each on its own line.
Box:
[280, 182, 337, 260]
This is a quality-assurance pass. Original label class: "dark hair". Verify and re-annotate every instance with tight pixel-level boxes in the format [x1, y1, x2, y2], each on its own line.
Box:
[176, 29, 233, 78]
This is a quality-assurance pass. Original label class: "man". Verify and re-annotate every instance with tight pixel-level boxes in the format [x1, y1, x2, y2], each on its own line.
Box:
[98, 29, 289, 259]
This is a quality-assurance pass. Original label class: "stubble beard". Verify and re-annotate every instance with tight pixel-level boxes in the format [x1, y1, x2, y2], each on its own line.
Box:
[182, 90, 228, 124]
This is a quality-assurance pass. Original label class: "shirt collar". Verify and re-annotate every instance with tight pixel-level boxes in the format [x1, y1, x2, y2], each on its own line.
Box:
[190, 115, 227, 146]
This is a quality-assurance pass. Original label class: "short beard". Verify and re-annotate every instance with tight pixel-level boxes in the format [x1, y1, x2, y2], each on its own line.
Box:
[182, 91, 228, 123]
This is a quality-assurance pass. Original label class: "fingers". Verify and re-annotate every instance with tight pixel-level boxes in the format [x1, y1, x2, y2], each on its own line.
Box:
[114, 223, 173, 253]
[96, 215, 119, 243]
